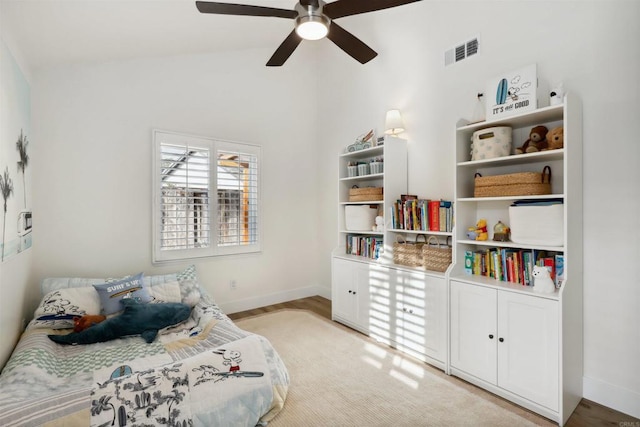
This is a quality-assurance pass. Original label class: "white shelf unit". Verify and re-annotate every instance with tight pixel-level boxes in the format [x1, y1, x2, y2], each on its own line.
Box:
[332, 136, 448, 369]
[336, 137, 407, 261]
[448, 94, 583, 425]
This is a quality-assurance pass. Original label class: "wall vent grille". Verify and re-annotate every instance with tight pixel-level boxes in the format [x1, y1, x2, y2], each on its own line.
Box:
[445, 36, 480, 66]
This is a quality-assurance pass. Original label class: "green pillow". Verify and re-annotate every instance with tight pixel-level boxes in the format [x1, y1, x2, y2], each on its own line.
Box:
[48, 299, 191, 345]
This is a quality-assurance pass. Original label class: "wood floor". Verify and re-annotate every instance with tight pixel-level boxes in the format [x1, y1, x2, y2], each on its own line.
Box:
[229, 296, 639, 427]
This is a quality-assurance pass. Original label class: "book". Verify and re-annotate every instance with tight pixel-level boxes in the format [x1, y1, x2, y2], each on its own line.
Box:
[555, 254, 565, 287]
[464, 250, 473, 275]
[428, 200, 440, 231]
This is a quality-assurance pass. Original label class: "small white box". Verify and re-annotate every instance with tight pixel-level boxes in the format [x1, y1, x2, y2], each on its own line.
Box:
[509, 203, 564, 246]
[345, 205, 377, 231]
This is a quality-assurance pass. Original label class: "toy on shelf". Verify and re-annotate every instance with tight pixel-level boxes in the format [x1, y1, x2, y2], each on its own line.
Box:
[515, 125, 548, 154]
[373, 215, 384, 232]
[474, 219, 489, 241]
[545, 126, 564, 150]
[466, 227, 478, 240]
[492, 220, 510, 242]
[532, 265, 556, 293]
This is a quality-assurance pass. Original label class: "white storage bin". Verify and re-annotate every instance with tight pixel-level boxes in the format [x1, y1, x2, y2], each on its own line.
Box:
[509, 203, 564, 246]
[470, 126, 512, 161]
[345, 205, 377, 231]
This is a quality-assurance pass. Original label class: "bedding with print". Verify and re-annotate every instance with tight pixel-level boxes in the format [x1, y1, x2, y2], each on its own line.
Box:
[0, 267, 289, 427]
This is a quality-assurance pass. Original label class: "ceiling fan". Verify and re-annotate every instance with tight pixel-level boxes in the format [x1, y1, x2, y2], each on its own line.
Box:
[195, 0, 420, 66]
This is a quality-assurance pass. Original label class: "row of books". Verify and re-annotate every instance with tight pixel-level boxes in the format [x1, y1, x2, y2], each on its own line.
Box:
[464, 248, 565, 287]
[345, 234, 383, 260]
[390, 197, 454, 232]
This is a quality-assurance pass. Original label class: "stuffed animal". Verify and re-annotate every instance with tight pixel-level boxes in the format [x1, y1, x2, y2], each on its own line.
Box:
[515, 125, 548, 154]
[475, 219, 488, 241]
[49, 299, 191, 345]
[532, 266, 556, 294]
[373, 216, 384, 232]
[73, 314, 106, 332]
[545, 126, 564, 150]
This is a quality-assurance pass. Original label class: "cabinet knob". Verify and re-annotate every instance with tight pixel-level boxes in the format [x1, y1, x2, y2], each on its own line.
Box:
[499, 337, 504, 343]
[348, 290, 352, 294]
[353, 291, 356, 295]
[488, 334, 494, 339]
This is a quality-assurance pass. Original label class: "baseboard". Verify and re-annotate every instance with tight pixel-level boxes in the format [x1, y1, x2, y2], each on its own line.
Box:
[583, 375, 640, 419]
[220, 285, 331, 314]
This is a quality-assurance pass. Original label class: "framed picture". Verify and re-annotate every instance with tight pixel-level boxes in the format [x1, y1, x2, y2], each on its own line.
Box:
[485, 64, 537, 120]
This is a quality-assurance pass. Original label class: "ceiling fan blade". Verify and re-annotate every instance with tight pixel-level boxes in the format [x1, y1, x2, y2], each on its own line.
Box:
[326, 22, 377, 64]
[196, 1, 297, 19]
[266, 30, 303, 66]
[324, 0, 420, 20]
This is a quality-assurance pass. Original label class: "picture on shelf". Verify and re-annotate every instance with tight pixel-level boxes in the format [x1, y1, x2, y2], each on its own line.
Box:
[485, 64, 537, 120]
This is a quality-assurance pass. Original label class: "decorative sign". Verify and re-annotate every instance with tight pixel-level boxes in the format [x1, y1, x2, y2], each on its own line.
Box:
[486, 64, 537, 120]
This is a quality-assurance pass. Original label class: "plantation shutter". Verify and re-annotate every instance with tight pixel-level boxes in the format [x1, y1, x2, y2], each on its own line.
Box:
[160, 143, 210, 251]
[153, 130, 261, 263]
[215, 142, 260, 255]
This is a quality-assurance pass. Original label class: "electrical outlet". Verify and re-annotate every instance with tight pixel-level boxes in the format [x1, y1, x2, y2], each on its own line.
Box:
[230, 280, 237, 289]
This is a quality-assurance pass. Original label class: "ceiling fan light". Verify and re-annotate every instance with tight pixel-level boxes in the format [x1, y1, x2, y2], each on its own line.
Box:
[296, 15, 329, 40]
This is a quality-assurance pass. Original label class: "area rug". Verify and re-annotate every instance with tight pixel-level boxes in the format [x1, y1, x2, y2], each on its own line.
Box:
[236, 309, 554, 427]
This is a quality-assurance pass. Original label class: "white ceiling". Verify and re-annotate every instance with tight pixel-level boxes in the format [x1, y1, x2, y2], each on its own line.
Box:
[1, 0, 313, 71]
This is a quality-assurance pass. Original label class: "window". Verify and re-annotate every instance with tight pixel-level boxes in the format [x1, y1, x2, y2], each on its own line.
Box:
[152, 130, 261, 262]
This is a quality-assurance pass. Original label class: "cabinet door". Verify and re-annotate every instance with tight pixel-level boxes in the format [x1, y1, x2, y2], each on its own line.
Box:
[331, 258, 370, 332]
[369, 264, 395, 345]
[450, 281, 497, 384]
[497, 292, 559, 411]
[332, 258, 356, 322]
[394, 270, 446, 363]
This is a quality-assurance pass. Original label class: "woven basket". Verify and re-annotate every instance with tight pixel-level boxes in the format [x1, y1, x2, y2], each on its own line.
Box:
[422, 236, 452, 272]
[349, 186, 383, 202]
[393, 235, 426, 267]
[474, 166, 551, 197]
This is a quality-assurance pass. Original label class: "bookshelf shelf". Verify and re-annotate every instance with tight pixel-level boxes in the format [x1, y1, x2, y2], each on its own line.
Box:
[448, 94, 583, 425]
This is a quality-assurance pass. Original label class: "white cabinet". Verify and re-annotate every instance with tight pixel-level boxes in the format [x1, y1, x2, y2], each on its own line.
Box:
[450, 281, 559, 412]
[331, 257, 371, 334]
[448, 93, 582, 425]
[335, 257, 448, 370]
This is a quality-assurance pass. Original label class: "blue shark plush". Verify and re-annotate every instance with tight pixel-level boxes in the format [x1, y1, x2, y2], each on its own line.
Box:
[48, 298, 191, 345]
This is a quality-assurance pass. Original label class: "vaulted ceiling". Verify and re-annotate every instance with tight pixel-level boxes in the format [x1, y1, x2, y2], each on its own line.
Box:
[1, 0, 312, 71]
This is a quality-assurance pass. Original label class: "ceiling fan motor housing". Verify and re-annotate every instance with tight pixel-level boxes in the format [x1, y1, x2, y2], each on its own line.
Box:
[295, 1, 331, 40]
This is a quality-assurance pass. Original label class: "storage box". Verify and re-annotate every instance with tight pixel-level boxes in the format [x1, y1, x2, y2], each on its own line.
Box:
[345, 205, 378, 231]
[349, 186, 383, 202]
[470, 126, 512, 161]
[509, 202, 564, 246]
[474, 166, 551, 197]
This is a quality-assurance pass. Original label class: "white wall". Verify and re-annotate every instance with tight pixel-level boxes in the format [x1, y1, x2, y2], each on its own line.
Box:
[0, 23, 37, 367]
[316, 0, 640, 418]
[31, 47, 325, 316]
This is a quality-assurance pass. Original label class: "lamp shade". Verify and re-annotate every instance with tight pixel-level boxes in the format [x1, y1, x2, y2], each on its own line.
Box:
[384, 110, 405, 135]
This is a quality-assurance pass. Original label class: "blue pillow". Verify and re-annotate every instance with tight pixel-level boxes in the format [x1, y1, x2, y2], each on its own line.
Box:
[93, 273, 152, 315]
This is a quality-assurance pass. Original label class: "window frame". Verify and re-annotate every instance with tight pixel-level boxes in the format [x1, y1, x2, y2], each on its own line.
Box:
[152, 129, 262, 263]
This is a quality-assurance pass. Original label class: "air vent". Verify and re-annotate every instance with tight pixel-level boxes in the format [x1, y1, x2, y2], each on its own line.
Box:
[445, 36, 480, 66]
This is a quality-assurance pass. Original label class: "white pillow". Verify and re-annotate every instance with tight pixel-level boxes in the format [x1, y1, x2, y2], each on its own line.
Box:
[29, 287, 101, 329]
[149, 281, 182, 304]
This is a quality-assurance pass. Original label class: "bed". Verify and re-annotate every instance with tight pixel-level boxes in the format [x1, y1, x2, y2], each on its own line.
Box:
[0, 266, 289, 427]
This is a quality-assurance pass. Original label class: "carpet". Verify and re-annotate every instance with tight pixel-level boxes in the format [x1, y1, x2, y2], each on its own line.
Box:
[236, 310, 553, 427]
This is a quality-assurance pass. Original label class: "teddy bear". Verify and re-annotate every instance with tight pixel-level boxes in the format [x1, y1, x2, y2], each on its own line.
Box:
[544, 126, 564, 150]
[474, 219, 488, 241]
[515, 125, 548, 154]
